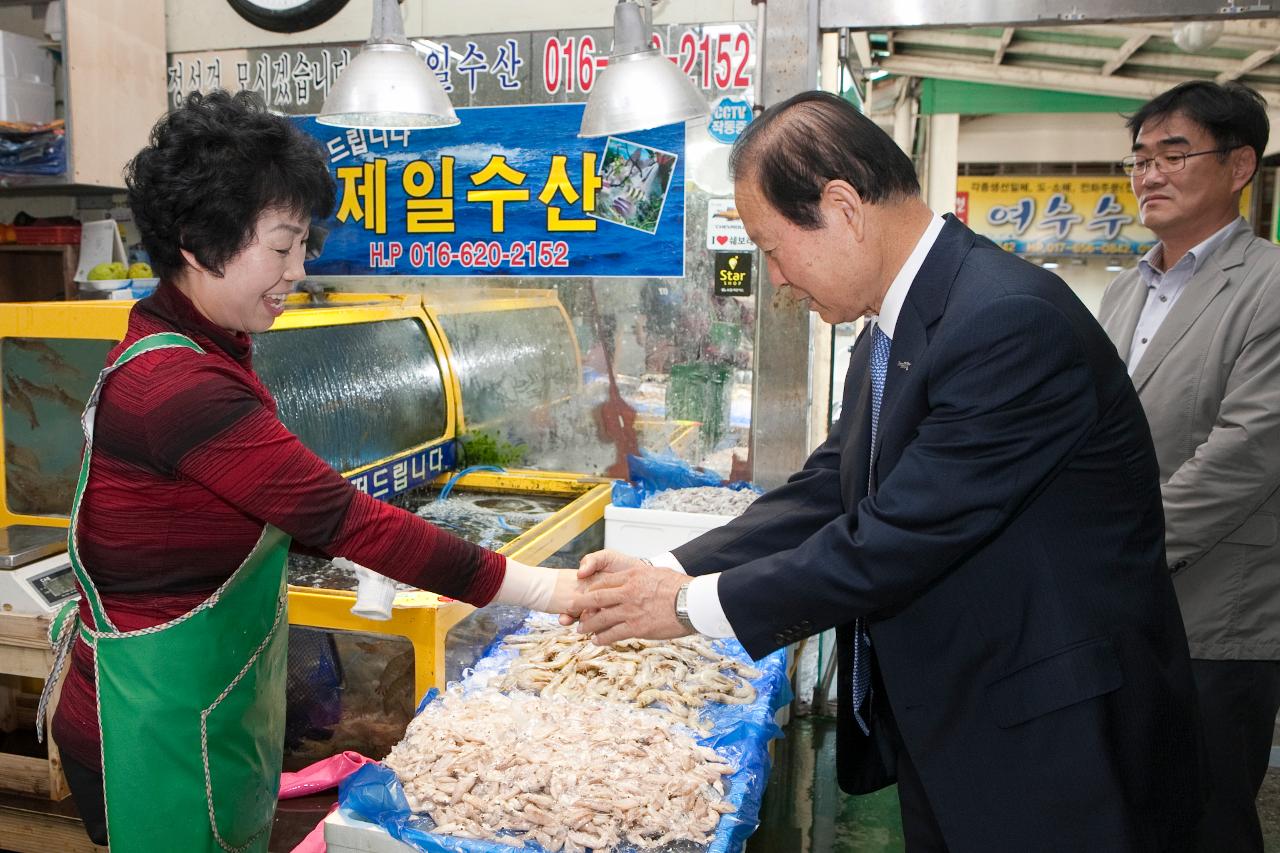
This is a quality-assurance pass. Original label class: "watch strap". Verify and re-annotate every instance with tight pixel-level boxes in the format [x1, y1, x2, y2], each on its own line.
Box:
[674, 582, 695, 632]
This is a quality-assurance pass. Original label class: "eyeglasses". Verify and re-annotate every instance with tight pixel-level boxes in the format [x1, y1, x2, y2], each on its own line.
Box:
[1121, 147, 1239, 177]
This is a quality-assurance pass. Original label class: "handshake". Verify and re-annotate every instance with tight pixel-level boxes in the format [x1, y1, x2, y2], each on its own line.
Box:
[342, 552, 694, 645]
[534, 551, 694, 645]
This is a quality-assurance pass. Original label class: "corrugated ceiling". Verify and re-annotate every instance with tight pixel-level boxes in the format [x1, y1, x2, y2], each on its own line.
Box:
[861, 20, 1280, 104]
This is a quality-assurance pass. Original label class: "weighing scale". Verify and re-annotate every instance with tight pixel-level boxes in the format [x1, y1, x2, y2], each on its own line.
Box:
[0, 526, 76, 615]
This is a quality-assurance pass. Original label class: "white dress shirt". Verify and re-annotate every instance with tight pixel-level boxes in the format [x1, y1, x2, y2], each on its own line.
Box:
[1126, 217, 1241, 372]
[653, 214, 948, 638]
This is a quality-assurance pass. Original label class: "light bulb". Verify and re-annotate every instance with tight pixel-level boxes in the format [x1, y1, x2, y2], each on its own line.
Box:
[1172, 21, 1224, 53]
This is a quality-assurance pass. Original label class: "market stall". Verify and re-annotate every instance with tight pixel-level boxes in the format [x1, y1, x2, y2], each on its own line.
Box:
[0, 291, 621, 828]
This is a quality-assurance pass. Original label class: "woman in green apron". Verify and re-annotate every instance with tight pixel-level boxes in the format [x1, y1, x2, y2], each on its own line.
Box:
[42, 90, 577, 851]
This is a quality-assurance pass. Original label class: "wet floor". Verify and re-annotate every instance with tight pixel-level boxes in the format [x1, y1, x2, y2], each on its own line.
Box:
[749, 715, 1280, 853]
[748, 715, 904, 853]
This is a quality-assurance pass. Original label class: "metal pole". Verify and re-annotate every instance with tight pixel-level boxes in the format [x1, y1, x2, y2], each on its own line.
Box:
[747, 0, 822, 488]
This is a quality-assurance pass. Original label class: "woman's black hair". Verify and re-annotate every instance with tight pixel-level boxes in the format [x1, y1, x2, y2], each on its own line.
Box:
[126, 90, 335, 280]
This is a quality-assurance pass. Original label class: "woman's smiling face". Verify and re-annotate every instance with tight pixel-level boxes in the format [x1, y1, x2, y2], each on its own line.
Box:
[178, 207, 310, 334]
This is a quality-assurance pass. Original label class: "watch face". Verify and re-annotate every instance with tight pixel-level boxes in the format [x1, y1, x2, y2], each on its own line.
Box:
[227, 0, 352, 33]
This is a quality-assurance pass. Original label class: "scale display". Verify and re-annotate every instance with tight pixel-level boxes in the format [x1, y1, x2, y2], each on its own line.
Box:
[31, 565, 76, 604]
[0, 552, 78, 615]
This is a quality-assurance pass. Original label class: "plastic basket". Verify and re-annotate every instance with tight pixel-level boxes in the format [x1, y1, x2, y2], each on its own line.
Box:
[13, 225, 80, 245]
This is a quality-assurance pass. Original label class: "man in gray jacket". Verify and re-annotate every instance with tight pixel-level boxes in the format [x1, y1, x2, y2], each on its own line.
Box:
[1100, 80, 1280, 853]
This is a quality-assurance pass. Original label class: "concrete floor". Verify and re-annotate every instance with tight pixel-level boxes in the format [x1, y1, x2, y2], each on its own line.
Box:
[749, 716, 1280, 853]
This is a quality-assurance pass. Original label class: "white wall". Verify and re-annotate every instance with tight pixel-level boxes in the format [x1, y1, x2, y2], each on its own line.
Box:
[165, 0, 757, 52]
[958, 112, 1132, 165]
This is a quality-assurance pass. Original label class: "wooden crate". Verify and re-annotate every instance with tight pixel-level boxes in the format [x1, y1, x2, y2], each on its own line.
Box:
[0, 792, 107, 853]
[0, 612, 69, 800]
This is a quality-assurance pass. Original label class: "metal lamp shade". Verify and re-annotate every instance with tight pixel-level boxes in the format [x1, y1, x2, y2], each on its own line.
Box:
[579, 0, 707, 137]
[317, 42, 459, 129]
[579, 48, 708, 137]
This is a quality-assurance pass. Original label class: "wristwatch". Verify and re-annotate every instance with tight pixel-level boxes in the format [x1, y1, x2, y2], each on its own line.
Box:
[674, 583, 695, 632]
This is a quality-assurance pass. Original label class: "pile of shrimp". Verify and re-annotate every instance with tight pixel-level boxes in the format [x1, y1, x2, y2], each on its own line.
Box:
[496, 623, 759, 730]
[384, 687, 736, 852]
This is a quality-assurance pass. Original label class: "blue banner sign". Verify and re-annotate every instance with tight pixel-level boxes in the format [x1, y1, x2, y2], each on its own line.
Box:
[297, 103, 685, 278]
[347, 439, 457, 501]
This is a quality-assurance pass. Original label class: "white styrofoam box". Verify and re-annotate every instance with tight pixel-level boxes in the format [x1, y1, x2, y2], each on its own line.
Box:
[0, 74, 52, 124]
[324, 810, 417, 853]
[0, 30, 53, 84]
[0, 29, 54, 123]
[604, 504, 735, 556]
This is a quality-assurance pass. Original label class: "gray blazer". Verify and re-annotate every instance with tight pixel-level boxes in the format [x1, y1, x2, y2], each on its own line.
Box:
[1100, 219, 1280, 659]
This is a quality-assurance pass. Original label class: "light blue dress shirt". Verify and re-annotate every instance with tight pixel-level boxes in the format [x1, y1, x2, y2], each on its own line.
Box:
[1127, 217, 1242, 373]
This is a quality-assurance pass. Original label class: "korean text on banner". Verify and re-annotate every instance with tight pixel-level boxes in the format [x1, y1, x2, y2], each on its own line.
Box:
[298, 103, 685, 278]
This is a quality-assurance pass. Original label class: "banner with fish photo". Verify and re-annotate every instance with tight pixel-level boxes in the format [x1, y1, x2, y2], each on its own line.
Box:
[296, 104, 685, 278]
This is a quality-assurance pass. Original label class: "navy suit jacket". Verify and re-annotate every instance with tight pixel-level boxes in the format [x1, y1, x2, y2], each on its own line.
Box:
[674, 216, 1203, 853]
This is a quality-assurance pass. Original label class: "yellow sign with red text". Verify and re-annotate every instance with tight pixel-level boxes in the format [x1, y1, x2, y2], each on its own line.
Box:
[956, 176, 1250, 256]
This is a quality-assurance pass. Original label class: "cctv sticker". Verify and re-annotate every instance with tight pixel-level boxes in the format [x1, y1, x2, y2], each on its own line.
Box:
[706, 198, 757, 251]
[714, 251, 753, 297]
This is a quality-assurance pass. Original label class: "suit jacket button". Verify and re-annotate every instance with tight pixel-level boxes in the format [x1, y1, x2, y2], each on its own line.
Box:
[775, 633, 787, 645]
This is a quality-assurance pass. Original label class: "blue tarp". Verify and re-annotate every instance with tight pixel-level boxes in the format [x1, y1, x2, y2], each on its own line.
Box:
[610, 451, 762, 509]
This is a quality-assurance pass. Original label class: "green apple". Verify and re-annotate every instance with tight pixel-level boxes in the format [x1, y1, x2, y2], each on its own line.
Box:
[87, 261, 128, 281]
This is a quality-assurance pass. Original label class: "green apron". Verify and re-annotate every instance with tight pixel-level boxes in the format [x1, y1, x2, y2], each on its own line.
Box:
[39, 332, 292, 853]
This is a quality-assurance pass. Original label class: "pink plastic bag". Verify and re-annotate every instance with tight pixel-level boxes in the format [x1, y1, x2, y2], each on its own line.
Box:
[279, 750, 377, 799]
[280, 751, 378, 853]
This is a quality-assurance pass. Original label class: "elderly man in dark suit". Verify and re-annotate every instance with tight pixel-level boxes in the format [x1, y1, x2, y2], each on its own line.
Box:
[566, 90, 1203, 852]
[1100, 80, 1280, 853]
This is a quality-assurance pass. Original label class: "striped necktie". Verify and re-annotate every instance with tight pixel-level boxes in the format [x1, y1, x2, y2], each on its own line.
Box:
[851, 324, 891, 735]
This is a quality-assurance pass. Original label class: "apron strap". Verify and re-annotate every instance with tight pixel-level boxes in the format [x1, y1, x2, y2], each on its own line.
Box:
[68, 332, 206, 633]
[35, 598, 82, 742]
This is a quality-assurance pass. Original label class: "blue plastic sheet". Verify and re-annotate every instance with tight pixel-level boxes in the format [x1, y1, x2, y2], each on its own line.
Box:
[339, 619, 790, 853]
[611, 451, 761, 509]
[0, 127, 65, 176]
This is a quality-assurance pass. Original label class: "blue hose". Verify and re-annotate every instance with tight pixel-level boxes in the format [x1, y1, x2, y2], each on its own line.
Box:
[436, 465, 506, 501]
